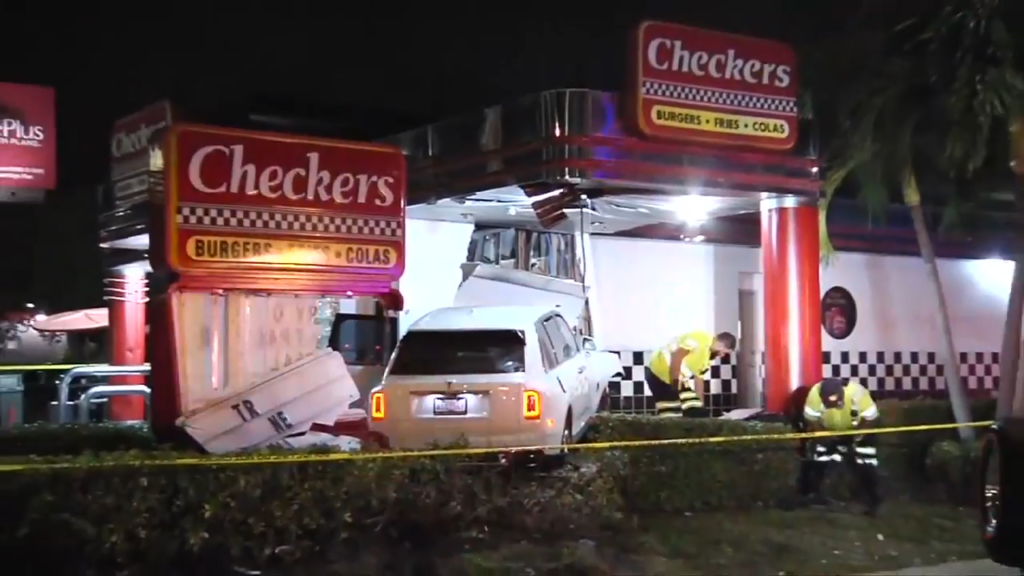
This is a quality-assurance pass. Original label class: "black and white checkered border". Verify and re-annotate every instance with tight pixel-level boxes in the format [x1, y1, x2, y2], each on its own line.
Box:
[822, 351, 999, 392]
[176, 204, 402, 237]
[607, 350, 738, 416]
[641, 80, 798, 115]
[606, 349, 1000, 416]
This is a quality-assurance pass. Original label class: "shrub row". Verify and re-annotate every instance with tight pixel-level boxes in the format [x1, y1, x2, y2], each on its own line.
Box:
[0, 398, 993, 574]
[0, 422, 160, 457]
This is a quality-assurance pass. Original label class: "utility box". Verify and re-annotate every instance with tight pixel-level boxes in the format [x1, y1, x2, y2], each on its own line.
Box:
[0, 374, 25, 428]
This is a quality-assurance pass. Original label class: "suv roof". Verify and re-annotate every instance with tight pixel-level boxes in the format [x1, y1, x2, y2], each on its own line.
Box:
[409, 305, 559, 333]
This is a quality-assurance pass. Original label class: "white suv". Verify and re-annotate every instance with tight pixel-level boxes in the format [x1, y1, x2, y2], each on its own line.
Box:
[366, 304, 622, 457]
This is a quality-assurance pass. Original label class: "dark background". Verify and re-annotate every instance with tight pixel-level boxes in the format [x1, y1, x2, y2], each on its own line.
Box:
[0, 0, 974, 311]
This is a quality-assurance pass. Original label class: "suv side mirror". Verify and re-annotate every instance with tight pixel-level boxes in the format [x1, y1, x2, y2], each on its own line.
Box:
[581, 337, 597, 351]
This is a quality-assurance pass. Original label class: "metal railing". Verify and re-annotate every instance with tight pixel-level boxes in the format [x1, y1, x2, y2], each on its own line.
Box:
[55, 364, 151, 423]
[75, 384, 151, 424]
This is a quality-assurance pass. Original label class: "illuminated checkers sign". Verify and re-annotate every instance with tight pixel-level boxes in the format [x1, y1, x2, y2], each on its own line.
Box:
[629, 21, 799, 150]
[164, 124, 407, 277]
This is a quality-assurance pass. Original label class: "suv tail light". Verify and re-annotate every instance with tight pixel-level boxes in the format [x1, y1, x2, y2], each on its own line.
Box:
[370, 392, 386, 421]
[523, 390, 541, 420]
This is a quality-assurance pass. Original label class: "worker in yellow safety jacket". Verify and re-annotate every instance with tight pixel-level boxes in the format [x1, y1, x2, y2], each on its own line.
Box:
[646, 331, 736, 418]
[798, 377, 882, 516]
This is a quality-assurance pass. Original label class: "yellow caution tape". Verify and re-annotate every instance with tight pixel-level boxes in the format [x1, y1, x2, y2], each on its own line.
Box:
[0, 364, 105, 372]
[0, 420, 994, 472]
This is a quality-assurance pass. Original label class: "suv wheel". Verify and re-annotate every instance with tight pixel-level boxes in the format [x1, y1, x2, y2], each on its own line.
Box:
[981, 418, 1024, 568]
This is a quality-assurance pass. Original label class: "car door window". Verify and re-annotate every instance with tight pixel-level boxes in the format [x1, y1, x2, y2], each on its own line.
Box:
[535, 322, 558, 372]
[549, 316, 579, 362]
[541, 316, 573, 367]
[544, 315, 569, 364]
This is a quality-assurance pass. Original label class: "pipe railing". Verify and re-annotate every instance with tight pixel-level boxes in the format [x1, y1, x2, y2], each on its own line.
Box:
[75, 384, 151, 424]
[55, 364, 151, 423]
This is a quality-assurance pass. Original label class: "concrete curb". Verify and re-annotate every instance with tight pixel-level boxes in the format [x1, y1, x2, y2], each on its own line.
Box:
[868, 559, 1019, 575]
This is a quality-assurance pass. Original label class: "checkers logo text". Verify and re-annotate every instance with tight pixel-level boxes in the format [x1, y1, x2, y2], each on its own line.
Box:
[631, 21, 799, 150]
[169, 125, 406, 216]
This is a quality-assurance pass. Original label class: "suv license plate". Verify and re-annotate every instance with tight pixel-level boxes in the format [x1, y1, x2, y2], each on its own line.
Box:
[433, 397, 468, 416]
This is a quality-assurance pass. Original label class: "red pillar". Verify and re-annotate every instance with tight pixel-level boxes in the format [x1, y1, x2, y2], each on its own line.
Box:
[761, 203, 822, 412]
[105, 271, 148, 421]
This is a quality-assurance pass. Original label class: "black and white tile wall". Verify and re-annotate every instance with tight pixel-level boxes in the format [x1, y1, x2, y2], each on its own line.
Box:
[607, 350, 1000, 416]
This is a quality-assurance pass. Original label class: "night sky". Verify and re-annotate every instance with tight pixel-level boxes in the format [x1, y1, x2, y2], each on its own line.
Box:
[0, 0, 955, 308]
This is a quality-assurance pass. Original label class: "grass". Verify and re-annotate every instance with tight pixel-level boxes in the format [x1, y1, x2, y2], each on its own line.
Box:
[617, 501, 984, 575]
[285, 500, 985, 575]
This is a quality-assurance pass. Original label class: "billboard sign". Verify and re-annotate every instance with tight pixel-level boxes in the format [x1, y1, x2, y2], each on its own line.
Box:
[0, 83, 56, 190]
[110, 101, 174, 206]
[165, 124, 407, 278]
[629, 22, 799, 150]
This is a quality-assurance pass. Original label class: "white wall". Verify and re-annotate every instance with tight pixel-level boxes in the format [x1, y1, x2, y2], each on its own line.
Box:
[821, 253, 1013, 352]
[588, 237, 1014, 355]
[398, 219, 475, 336]
[589, 237, 766, 352]
[591, 237, 712, 350]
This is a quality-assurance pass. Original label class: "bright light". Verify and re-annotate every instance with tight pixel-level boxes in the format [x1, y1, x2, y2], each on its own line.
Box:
[33, 314, 47, 323]
[671, 195, 716, 225]
[966, 258, 1015, 297]
[25, 303, 35, 309]
[692, 235, 706, 243]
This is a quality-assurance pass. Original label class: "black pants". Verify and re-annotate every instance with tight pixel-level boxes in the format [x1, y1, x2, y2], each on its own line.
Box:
[796, 430, 881, 508]
[645, 368, 709, 418]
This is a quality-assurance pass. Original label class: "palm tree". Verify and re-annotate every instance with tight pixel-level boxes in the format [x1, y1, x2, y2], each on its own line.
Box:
[931, 0, 1024, 419]
[819, 0, 1024, 439]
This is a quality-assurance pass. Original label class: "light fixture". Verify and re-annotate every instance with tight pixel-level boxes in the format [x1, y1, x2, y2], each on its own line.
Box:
[671, 195, 716, 225]
[25, 303, 34, 309]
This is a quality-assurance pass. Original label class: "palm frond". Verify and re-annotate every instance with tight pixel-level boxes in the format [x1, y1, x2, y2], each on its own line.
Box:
[853, 161, 889, 223]
[819, 147, 872, 265]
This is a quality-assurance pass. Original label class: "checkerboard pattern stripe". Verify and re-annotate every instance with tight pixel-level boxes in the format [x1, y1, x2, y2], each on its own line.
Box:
[822, 350, 999, 393]
[641, 80, 798, 115]
[606, 350, 738, 416]
[606, 349, 1000, 416]
[176, 204, 403, 237]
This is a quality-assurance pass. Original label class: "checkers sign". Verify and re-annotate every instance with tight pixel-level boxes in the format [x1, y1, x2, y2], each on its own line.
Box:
[629, 21, 799, 150]
[165, 124, 407, 277]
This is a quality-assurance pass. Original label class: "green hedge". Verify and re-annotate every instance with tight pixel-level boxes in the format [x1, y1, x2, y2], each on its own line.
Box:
[0, 422, 160, 457]
[0, 399, 993, 574]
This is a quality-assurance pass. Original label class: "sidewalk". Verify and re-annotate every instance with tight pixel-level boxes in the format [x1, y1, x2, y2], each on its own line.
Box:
[870, 559, 1019, 575]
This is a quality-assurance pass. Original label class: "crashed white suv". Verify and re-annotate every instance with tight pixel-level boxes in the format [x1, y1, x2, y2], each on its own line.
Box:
[367, 304, 622, 456]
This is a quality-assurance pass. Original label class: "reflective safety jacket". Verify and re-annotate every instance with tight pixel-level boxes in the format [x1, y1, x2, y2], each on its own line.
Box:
[648, 330, 713, 384]
[803, 379, 879, 431]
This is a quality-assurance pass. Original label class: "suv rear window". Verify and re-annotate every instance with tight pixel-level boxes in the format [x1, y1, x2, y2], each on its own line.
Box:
[389, 330, 526, 375]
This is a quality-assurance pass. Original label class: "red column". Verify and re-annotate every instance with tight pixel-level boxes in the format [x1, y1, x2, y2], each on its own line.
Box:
[761, 202, 822, 412]
[105, 271, 148, 421]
